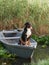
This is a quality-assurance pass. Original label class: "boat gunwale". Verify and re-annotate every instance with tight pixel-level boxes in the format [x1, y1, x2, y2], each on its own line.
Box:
[0, 30, 37, 49]
[0, 38, 37, 49]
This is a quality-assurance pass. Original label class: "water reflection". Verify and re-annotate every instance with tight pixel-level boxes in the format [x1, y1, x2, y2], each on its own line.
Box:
[0, 57, 35, 65]
[11, 58, 31, 65]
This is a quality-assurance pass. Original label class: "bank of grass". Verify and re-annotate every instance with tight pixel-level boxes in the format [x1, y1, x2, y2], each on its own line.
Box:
[37, 59, 49, 65]
[0, 0, 49, 35]
[31, 59, 49, 65]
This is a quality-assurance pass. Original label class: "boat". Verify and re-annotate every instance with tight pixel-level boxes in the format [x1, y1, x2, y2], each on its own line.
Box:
[0, 29, 37, 59]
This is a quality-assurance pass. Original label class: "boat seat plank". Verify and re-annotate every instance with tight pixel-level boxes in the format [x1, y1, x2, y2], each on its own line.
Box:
[0, 37, 20, 40]
[2, 30, 18, 33]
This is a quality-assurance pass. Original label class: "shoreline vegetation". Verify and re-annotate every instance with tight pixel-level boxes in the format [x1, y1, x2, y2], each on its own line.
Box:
[0, 0, 49, 35]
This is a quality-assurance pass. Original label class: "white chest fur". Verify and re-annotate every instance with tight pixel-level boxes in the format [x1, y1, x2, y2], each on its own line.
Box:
[26, 28, 32, 38]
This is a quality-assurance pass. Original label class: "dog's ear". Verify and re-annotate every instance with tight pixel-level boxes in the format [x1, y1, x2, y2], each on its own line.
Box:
[24, 22, 30, 26]
[24, 22, 31, 28]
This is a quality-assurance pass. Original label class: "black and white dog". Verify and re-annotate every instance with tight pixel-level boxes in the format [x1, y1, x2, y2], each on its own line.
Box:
[18, 22, 33, 46]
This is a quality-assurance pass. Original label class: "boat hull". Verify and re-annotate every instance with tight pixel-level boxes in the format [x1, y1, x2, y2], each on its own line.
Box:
[3, 43, 34, 58]
[0, 30, 37, 59]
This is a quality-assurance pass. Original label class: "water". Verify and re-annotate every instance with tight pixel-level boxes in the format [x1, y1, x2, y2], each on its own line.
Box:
[0, 45, 49, 65]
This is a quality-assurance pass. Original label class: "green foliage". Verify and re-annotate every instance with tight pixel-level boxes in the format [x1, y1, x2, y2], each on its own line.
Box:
[32, 35, 49, 46]
[0, 43, 16, 58]
[37, 59, 49, 65]
[31, 59, 49, 65]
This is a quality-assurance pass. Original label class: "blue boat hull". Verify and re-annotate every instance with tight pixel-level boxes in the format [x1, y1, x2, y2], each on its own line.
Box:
[3, 43, 34, 58]
[0, 30, 37, 59]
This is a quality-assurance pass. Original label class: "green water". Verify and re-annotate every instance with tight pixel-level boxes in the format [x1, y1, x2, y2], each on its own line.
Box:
[0, 45, 49, 65]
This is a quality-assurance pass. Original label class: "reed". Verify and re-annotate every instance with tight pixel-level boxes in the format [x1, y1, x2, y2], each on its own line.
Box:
[0, 0, 49, 35]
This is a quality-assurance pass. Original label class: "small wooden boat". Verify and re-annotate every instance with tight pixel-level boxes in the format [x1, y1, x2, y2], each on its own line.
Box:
[0, 30, 37, 59]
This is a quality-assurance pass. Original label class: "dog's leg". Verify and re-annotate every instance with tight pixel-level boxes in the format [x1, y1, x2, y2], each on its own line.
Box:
[28, 40, 30, 45]
[26, 40, 30, 46]
[20, 38, 25, 45]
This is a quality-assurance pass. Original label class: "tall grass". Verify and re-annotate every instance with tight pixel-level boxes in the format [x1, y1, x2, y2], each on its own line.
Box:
[0, 0, 28, 21]
[28, 0, 49, 35]
[37, 59, 49, 65]
[31, 59, 49, 65]
[0, 0, 49, 35]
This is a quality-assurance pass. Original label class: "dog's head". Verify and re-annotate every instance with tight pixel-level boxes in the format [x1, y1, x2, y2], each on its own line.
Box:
[24, 22, 32, 30]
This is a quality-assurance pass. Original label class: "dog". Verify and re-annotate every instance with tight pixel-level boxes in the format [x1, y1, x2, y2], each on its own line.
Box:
[18, 22, 33, 46]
